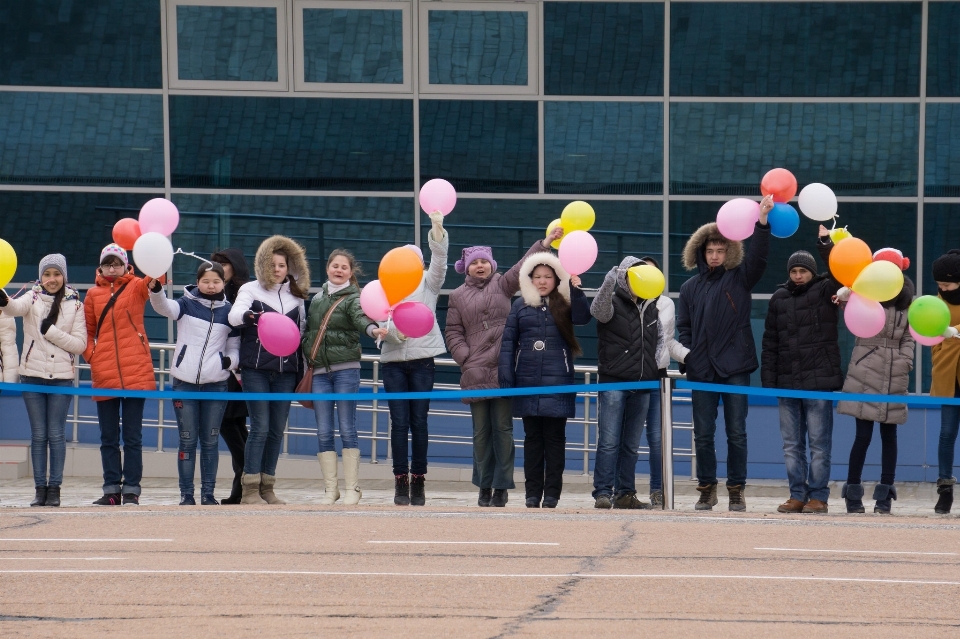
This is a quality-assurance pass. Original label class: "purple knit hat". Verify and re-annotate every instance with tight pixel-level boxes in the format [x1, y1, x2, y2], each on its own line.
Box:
[455, 246, 497, 275]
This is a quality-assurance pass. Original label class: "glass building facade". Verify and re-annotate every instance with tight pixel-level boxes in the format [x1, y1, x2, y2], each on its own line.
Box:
[1, 0, 958, 392]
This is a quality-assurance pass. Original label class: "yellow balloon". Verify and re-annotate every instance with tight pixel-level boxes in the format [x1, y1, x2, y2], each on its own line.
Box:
[560, 201, 595, 233]
[0, 239, 17, 288]
[627, 264, 665, 300]
[829, 227, 852, 244]
[545, 218, 563, 250]
[852, 260, 904, 302]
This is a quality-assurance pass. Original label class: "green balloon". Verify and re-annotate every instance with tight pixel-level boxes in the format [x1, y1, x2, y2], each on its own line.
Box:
[908, 296, 951, 337]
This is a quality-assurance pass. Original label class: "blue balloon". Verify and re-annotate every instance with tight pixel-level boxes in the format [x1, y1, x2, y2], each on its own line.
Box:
[768, 202, 800, 238]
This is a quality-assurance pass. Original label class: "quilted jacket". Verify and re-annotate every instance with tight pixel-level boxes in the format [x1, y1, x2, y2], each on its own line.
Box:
[3, 284, 85, 380]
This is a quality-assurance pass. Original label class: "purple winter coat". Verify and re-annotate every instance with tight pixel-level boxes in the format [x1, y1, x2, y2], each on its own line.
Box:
[445, 240, 548, 404]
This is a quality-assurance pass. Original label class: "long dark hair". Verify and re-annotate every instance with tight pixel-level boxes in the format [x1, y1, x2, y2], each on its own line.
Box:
[533, 265, 582, 358]
[43, 285, 66, 328]
[273, 248, 309, 300]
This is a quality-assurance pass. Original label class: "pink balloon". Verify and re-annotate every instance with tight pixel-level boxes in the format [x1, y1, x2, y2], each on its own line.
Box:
[257, 313, 301, 357]
[557, 230, 598, 276]
[844, 292, 886, 338]
[139, 198, 180, 236]
[420, 179, 457, 216]
[910, 325, 944, 347]
[716, 199, 761, 241]
[392, 301, 435, 338]
[360, 280, 391, 322]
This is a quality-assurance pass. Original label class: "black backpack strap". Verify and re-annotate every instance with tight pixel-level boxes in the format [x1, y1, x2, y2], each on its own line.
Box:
[93, 283, 129, 345]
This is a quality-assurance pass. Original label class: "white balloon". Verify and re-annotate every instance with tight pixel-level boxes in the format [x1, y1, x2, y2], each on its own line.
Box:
[133, 232, 173, 278]
[797, 183, 838, 221]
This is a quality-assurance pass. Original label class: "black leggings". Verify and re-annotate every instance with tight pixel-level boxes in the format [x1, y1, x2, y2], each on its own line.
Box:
[847, 419, 897, 486]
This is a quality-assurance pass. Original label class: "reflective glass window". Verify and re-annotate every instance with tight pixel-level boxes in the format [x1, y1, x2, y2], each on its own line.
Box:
[428, 10, 528, 85]
[670, 2, 921, 97]
[543, 1, 663, 96]
[670, 103, 918, 196]
[545, 102, 662, 194]
[921, 203, 960, 391]
[169, 96, 414, 191]
[924, 103, 960, 197]
[927, 2, 960, 97]
[302, 8, 403, 84]
[0, 0, 162, 88]
[419, 100, 537, 193]
[0, 92, 164, 187]
[176, 5, 278, 82]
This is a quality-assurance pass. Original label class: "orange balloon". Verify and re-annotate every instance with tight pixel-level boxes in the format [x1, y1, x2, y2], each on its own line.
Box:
[112, 218, 142, 250]
[378, 247, 424, 306]
[829, 237, 873, 287]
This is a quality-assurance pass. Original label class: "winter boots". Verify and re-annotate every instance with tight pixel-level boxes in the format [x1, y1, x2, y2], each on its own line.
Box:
[936, 477, 955, 514]
[410, 474, 425, 506]
[342, 448, 362, 505]
[695, 483, 718, 510]
[873, 483, 897, 514]
[727, 485, 746, 512]
[842, 483, 865, 513]
[240, 472, 265, 504]
[259, 473, 285, 504]
[318, 451, 340, 505]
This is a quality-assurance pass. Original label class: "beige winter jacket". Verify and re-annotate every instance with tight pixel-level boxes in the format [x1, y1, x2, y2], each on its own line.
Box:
[3, 285, 85, 381]
[0, 314, 17, 383]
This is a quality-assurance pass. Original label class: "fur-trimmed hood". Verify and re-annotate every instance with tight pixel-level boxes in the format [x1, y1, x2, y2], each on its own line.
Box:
[254, 235, 311, 293]
[518, 252, 571, 306]
[682, 222, 744, 272]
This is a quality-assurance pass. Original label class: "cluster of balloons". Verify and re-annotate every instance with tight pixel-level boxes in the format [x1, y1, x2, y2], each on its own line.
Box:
[112, 199, 180, 279]
[909, 296, 952, 346]
[829, 235, 906, 338]
[548, 201, 598, 276]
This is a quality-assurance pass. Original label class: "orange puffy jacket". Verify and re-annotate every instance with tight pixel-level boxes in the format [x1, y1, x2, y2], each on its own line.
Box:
[82, 268, 157, 398]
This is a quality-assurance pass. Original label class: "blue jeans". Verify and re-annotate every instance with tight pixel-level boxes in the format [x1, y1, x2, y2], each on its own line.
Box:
[21, 377, 73, 488]
[470, 398, 516, 490]
[594, 389, 652, 498]
[645, 390, 663, 492]
[313, 368, 361, 452]
[172, 379, 228, 496]
[242, 369, 296, 476]
[383, 358, 435, 475]
[939, 386, 960, 480]
[778, 398, 833, 502]
[97, 397, 145, 495]
[690, 372, 750, 487]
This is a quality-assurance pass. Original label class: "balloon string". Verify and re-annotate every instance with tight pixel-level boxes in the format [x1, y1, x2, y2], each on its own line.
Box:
[174, 248, 213, 267]
[377, 314, 392, 348]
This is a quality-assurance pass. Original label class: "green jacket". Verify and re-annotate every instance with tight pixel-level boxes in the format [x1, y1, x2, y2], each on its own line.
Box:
[302, 284, 374, 370]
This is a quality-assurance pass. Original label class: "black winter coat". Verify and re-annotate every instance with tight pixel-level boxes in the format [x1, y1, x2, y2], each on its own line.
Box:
[596, 287, 660, 383]
[498, 287, 592, 418]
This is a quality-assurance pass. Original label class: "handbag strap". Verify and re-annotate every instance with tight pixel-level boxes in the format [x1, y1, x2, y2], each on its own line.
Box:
[93, 282, 129, 345]
[308, 296, 347, 362]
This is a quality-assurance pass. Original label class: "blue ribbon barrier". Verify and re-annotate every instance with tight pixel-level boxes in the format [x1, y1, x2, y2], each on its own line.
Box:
[676, 380, 960, 407]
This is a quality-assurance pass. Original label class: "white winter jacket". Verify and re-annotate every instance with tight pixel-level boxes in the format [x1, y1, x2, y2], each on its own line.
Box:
[656, 296, 689, 369]
[3, 285, 84, 381]
[151, 286, 240, 385]
[0, 315, 18, 382]
[379, 229, 448, 363]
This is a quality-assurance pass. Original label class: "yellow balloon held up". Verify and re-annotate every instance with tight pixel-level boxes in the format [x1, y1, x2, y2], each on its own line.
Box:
[852, 260, 904, 303]
[545, 218, 563, 250]
[627, 264, 665, 300]
[0, 239, 17, 288]
[829, 226, 852, 244]
[560, 201, 595, 233]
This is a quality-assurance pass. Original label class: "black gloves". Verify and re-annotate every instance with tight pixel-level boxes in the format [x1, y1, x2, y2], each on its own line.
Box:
[221, 356, 231, 370]
[678, 363, 686, 376]
[242, 311, 258, 326]
[40, 318, 54, 335]
[148, 278, 163, 293]
[0, 290, 7, 307]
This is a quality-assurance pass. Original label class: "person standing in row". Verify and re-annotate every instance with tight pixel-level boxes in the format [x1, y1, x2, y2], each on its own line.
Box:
[83, 244, 157, 506]
[930, 249, 960, 514]
[446, 227, 564, 508]
[499, 251, 590, 508]
[305, 249, 383, 506]
[381, 211, 448, 506]
[229, 236, 309, 505]
[0, 254, 85, 507]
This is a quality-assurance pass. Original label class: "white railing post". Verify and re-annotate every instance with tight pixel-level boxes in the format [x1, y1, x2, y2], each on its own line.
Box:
[660, 375, 675, 510]
[582, 371, 591, 476]
[370, 360, 379, 463]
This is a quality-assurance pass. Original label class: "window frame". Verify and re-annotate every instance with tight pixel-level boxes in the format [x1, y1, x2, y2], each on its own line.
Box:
[418, 1, 539, 96]
[166, 0, 289, 91]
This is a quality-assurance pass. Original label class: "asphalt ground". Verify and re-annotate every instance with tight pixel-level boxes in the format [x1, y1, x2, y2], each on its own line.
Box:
[0, 479, 959, 638]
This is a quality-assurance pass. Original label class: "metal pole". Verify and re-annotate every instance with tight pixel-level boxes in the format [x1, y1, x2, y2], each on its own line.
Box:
[582, 371, 591, 476]
[156, 349, 165, 452]
[370, 360, 379, 463]
[660, 376, 674, 510]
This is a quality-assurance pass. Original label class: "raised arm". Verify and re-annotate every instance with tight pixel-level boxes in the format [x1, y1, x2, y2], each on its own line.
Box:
[590, 266, 619, 324]
[742, 195, 774, 290]
[148, 288, 183, 321]
[500, 233, 559, 297]
[816, 226, 842, 298]
[424, 211, 449, 295]
[1, 292, 35, 318]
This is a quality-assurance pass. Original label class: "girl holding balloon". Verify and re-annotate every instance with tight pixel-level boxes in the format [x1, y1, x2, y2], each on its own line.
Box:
[928, 250, 960, 514]
[304, 249, 385, 506]
[228, 235, 310, 505]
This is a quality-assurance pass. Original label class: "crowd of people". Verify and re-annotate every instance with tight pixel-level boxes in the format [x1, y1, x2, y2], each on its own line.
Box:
[1, 201, 959, 516]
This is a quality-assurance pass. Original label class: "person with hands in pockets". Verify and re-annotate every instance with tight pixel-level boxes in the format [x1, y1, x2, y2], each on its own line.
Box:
[150, 261, 240, 506]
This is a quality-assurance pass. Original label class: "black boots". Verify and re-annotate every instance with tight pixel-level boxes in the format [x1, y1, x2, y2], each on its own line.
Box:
[30, 486, 47, 507]
[410, 474, 425, 506]
[478, 488, 492, 507]
[936, 477, 955, 514]
[221, 473, 243, 505]
[491, 489, 508, 507]
[873, 483, 897, 514]
[45, 486, 60, 507]
[842, 483, 865, 513]
[394, 474, 410, 506]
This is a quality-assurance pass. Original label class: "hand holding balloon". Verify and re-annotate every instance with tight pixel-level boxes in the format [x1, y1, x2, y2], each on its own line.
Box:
[759, 195, 774, 225]
[544, 225, 564, 249]
[570, 274, 581, 288]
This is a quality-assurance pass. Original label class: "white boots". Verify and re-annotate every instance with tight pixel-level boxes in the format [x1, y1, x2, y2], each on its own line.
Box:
[318, 451, 340, 505]
[342, 448, 362, 505]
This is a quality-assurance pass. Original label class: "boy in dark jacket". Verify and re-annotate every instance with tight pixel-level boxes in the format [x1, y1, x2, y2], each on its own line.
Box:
[677, 195, 773, 511]
[761, 226, 842, 514]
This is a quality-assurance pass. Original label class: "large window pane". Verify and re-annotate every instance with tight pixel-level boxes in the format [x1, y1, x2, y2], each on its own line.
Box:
[670, 103, 918, 196]
[545, 102, 662, 194]
[544, 1, 663, 96]
[176, 5, 278, 82]
[668, 201, 917, 296]
[921, 203, 960, 391]
[927, 2, 960, 97]
[924, 103, 960, 197]
[169, 96, 414, 190]
[0, 92, 164, 187]
[670, 2, 921, 97]
[0, 0, 161, 88]
[303, 8, 403, 84]
[428, 10, 527, 85]
[419, 100, 537, 193]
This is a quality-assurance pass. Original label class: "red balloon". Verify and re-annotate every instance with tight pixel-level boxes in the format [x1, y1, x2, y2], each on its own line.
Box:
[112, 218, 142, 250]
[760, 168, 798, 203]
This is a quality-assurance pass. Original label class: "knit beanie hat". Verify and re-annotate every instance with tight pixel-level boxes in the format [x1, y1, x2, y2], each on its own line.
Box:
[933, 249, 960, 283]
[38, 253, 68, 282]
[99, 243, 128, 268]
[787, 250, 817, 275]
[873, 248, 910, 271]
[455, 246, 497, 274]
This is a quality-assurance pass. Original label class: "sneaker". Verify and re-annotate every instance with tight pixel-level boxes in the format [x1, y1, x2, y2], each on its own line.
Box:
[93, 493, 122, 506]
[541, 496, 559, 509]
[802, 499, 828, 514]
[201, 494, 219, 506]
[394, 474, 410, 506]
[594, 494, 613, 509]
[777, 498, 806, 513]
[650, 490, 663, 508]
[613, 492, 651, 510]
[122, 493, 140, 505]
[727, 485, 746, 512]
[410, 474, 425, 506]
[478, 488, 493, 507]
[491, 489, 508, 507]
[525, 496, 541, 508]
[179, 494, 196, 506]
[695, 484, 718, 511]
